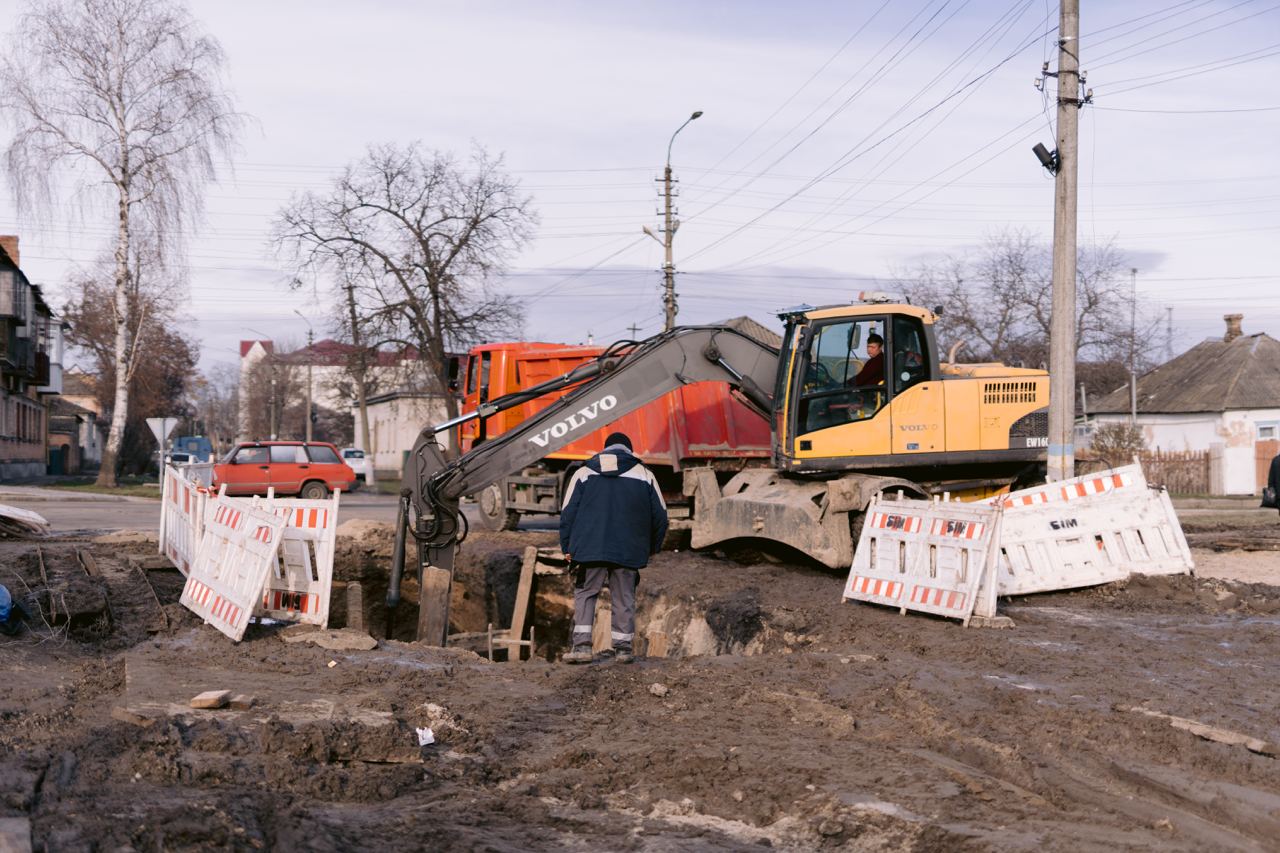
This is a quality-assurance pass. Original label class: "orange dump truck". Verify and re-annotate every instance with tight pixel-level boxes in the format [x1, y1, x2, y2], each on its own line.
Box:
[459, 337, 774, 530]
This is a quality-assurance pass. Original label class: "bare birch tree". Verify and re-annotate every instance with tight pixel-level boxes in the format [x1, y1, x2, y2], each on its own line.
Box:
[273, 143, 536, 420]
[0, 0, 241, 486]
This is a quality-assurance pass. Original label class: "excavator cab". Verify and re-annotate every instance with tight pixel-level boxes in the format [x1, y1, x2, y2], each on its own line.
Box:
[776, 303, 944, 468]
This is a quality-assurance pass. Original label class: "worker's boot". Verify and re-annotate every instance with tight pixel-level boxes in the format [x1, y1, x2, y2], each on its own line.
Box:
[563, 645, 594, 664]
[614, 644, 635, 664]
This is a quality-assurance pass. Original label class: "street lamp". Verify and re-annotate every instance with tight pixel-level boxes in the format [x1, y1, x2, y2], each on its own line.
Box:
[294, 310, 315, 443]
[648, 110, 703, 332]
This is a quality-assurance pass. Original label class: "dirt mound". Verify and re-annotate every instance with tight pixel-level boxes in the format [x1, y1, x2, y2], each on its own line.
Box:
[6, 523, 1280, 851]
[1027, 572, 1280, 615]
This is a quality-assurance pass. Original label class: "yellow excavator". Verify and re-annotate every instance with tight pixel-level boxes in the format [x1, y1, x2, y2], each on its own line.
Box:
[389, 294, 1049, 642]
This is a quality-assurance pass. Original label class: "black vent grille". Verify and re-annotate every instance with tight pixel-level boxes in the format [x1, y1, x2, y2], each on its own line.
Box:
[983, 381, 1038, 405]
[1009, 408, 1048, 439]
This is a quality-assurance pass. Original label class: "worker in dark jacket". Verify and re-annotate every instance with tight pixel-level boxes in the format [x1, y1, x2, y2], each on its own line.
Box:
[559, 432, 668, 664]
[1268, 452, 1280, 514]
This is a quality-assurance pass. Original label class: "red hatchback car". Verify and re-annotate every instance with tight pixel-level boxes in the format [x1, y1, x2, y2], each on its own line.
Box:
[213, 441, 357, 499]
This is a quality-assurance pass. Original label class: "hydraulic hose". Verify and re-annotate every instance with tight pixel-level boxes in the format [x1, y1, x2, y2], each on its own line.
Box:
[386, 489, 411, 609]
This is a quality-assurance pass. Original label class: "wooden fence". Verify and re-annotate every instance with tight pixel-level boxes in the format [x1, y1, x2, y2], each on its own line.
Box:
[1138, 449, 1211, 495]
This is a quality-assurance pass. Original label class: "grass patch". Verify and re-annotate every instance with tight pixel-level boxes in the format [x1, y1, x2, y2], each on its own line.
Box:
[48, 476, 162, 498]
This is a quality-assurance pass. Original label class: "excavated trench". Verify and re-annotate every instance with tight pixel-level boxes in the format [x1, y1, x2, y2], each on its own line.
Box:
[328, 522, 810, 659]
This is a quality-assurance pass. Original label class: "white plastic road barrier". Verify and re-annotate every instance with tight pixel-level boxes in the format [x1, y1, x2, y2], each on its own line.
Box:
[159, 465, 208, 577]
[843, 496, 1002, 625]
[180, 496, 286, 642]
[990, 464, 1143, 510]
[177, 461, 214, 488]
[993, 466, 1194, 595]
[252, 492, 341, 626]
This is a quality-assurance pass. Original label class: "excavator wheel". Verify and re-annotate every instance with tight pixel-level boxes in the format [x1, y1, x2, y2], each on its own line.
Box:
[477, 483, 520, 532]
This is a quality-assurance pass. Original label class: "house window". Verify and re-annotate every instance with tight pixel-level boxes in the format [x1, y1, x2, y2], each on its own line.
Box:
[1258, 422, 1279, 441]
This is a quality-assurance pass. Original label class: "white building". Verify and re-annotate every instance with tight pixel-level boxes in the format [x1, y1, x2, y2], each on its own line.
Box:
[356, 390, 452, 478]
[1090, 314, 1280, 495]
[237, 338, 425, 443]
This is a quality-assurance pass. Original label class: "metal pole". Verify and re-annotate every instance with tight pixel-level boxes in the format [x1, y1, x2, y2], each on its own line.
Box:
[659, 111, 701, 332]
[305, 327, 314, 443]
[662, 163, 676, 330]
[1046, 0, 1080, 482]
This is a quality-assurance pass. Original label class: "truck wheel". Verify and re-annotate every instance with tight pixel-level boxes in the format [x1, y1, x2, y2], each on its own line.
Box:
[477, 483, 519, 531]
[300, 481, 329, 500]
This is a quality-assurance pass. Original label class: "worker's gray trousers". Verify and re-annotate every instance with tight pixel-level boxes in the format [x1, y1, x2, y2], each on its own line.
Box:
[571, 565, 638, 651]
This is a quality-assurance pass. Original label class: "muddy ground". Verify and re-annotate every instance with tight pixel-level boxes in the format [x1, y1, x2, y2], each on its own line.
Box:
[2, 512, 1279, 852]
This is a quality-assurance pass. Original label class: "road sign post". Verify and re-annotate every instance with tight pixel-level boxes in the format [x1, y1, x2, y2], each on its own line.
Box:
[146, 416, 181, 483]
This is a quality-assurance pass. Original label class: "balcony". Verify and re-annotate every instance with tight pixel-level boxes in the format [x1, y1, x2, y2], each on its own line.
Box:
[34, 350, 50, 385]
[1, 336, 33, 376]
[0, 271, 25, 323]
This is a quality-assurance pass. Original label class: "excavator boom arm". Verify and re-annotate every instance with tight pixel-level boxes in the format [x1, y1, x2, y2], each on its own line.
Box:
[388, 327, 779, 640]
[414, 326, 777, 513]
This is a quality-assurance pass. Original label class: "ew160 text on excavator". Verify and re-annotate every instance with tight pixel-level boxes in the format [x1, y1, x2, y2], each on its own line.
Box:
[389, 296, 1050, 643]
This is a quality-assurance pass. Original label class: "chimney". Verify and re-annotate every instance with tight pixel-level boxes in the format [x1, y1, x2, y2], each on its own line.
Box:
[1223, 313, 1243, 343]
[0, 235, 17, 266]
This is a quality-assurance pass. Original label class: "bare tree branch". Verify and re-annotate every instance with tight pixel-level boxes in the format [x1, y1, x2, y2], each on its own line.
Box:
[0, 0, 243, 486]
[273, 142, 537, 419]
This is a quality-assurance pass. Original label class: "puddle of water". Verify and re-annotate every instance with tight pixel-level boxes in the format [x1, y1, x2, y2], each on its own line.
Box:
[983, 674, 1040, 691]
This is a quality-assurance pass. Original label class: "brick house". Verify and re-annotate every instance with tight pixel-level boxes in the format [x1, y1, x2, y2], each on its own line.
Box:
[1, 236, 67, 479]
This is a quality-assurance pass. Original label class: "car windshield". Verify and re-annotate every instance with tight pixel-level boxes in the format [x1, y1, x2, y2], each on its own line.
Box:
[344, 450, 364, 458]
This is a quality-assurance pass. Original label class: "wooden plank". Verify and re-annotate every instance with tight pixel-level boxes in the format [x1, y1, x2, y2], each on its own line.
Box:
[416, 565, 453, 647]
[592, 590, 612, 655]
[77, 549, 100, 577]
[504, 547, 539, 661]
[1123, 706, 1278, 757]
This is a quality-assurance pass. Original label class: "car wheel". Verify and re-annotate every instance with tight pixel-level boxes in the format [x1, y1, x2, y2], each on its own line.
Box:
[300, 481, 329, 500]
[477, 483, 520, 531]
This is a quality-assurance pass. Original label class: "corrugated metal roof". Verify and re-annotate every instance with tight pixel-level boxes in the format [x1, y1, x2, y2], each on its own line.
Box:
[1092, 332, 1280, 413]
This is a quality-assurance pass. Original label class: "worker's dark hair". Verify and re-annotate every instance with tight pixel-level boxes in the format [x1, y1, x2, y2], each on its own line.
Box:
[604, 431, 633, 451]
[867, 333, 884, 346]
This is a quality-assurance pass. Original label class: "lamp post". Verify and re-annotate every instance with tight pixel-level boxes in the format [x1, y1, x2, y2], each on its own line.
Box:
[646, 110, 703, 332]
[294, 310, 315, 442]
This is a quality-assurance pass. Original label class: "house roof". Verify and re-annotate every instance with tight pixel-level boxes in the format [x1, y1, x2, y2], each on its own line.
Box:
[280, 339, 419, 367]
[720, 316, 783, 349]
[1092, 332, 1280, 414]
[240, 339, 273, 358]
[50, 397, 96, 418]
[62, 371, 96, 397]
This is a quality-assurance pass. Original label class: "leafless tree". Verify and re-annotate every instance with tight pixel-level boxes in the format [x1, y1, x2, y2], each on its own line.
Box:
[0, 0, 242, 486]
[190, 363, 238, 456]
[239, 348, 300, 442]
[895, 228, 1166, 402]
[61, 238, 199, 473]
[273, 142, 536, 419]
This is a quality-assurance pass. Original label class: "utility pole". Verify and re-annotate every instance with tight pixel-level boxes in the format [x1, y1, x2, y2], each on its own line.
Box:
[1046, 0, 1083, 482]
[295, 310, 315, 443]
[1164, 306, 1174, 361]
[305, 328, 314, 442]
[627, 323, 641, 339]
[644, 111, 702, 331]
[1129, 267, 1138, 427]
[269, 371, 277, 440]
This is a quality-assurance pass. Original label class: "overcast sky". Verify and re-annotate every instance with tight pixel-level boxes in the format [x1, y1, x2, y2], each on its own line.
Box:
[2, 0, 1278, 377]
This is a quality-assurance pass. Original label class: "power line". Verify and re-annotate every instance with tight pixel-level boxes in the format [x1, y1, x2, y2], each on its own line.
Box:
[682, 19, 1057, 265]
[683, 0, 972, 223]
[724, 1, 1044, 268]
